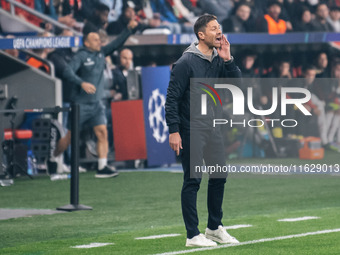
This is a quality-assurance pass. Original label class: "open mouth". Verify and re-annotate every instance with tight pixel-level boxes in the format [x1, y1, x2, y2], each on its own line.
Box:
[215, 37, 222, 43]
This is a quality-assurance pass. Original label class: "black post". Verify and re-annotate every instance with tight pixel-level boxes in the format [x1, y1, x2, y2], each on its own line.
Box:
[70, 102, 79, 205]
[57, 103, 92, 211]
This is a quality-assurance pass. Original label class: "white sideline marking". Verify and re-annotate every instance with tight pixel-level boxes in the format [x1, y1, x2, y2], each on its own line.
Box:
[71, 242, 114, 248]
[153, 228, 340, 255]
[278, 216, 320, 222]
[224, 224, 252, 230]
[135, 234, 181, 240]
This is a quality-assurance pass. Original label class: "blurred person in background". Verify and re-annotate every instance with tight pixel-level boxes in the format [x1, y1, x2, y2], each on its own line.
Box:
[310, 3, 334, 31]
[238, 49, 258, 78]
[26, 31, 53, 74]
[199, 0, 233, 22]
[256, 1, 288, 34]
[221, 2, 252, 33]
[47, 28, 81, 169]
[315, 51, 330, 78]
[264, 58, 292, 78]
[107, 4, 141, 35]
[99, 0, 123, 23]
[103, 48, 134, 151]
[327, 6, 340, 32]
[54, 20, 138, 178]
[181, 0, 203, 17]
[111, 48, 134, 101]
[147, 0, 192, 33]
[170, 0, 199, 25]
[47, 29, 76, 131]
[82, 2, 110, 34]
[53, 0, 84, 30]
[35, 0, 76, 31]
[287, 65, 325, 140]
[293, 6, 314, 31]
[325, 61, 340, 150]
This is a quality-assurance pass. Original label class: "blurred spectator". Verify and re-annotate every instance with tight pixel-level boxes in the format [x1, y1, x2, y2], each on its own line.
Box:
[275, 0, 293, 30]
[111, 48, 134, 101]
[310, 3, 334, 31]
[47, 29, 76, 126]
[221, 2, 252, 33]
[55, 19, 138, 178]
[256, 1, 288, 34]
[199, 0, 233, 22]
[47, 28, 76, 164]
[99, 31, 115, 151]
[107, 4, 140, 35]
[135, 0, 174, 32]
[327, 6, 340, 32]
[238, 49, 258, 77]
[149, 0, 192, 33]
[293, 6, 314, 31]
[99, 0, 123, 23]
[1, 0, 42, 27]
[288, 65, 323, 140]
[327, 61, 340, 146]
[35, 0, 76, 31]
[53, 0, 84, 28]
[181, 0, 203, 17]
[265, 59, 292, 78]
[83, 2, 109, 34]
[238, 50, 269, 108]
[311, 64, 336, 146]
[170, 0, 198, 25]
[26, 31, 53, 73]
[76, 0, 100, 22]
[315, 52, 330, 78]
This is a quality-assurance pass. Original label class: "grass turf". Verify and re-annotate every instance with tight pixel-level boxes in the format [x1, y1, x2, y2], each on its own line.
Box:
[0, 159, 339, 254]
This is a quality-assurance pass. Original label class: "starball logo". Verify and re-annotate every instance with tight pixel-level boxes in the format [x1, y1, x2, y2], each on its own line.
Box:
[199, 83, 312, 128]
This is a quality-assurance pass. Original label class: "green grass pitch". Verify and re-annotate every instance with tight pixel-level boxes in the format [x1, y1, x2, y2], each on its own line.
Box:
[1, 154, 340, 254]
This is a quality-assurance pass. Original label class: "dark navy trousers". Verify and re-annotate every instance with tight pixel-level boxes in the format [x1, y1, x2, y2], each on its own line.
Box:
[180, 128, 227, 238]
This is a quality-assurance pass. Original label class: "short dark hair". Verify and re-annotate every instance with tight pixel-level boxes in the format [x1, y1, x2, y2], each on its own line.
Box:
[95, 3, 110, 12]
[194, 14, 217, 40]
[267, 0, 282, 9]
[236, 2, 251, 11]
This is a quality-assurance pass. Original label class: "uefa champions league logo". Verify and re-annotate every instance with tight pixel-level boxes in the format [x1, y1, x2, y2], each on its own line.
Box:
[148, 89, 168, 143]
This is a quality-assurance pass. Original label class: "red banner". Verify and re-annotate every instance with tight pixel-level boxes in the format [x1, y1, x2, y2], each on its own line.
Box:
[111, 100, 147, 161]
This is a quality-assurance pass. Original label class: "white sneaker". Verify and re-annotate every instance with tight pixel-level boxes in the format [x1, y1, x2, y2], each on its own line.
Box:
[205, 225, 239, 244]
[185, 233, 217, 247]
[62, 164, 87, 173]
[79, 166, 87, 173]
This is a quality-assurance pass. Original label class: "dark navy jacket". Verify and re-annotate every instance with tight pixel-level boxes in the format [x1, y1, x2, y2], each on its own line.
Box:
[165, 42, 241, 133]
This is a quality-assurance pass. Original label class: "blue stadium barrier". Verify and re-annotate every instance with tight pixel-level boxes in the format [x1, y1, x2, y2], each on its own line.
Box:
[167, 32, 340, 45]
[1, 32, 340, 50]
[0, 36, 83, 49]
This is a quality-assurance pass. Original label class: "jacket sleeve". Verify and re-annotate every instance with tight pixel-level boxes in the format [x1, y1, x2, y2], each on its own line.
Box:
[62, 52, 84, 87]
[101, 28, 132, 56]
[221, 57, 242, 78]
[165, 59, 190, 133]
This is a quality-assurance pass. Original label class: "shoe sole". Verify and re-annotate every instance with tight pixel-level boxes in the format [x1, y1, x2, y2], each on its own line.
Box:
[205, 234, 239, 244]
[185, 243, 217, 247]
[95, 173, 119, 178]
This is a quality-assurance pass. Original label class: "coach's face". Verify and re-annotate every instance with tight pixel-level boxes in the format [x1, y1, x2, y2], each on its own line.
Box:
[85, 33, 102, 52]
[200, 19, 222, 48]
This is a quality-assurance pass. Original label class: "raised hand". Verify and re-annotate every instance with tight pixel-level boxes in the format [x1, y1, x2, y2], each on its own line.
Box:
[217, 35, 231, 62]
